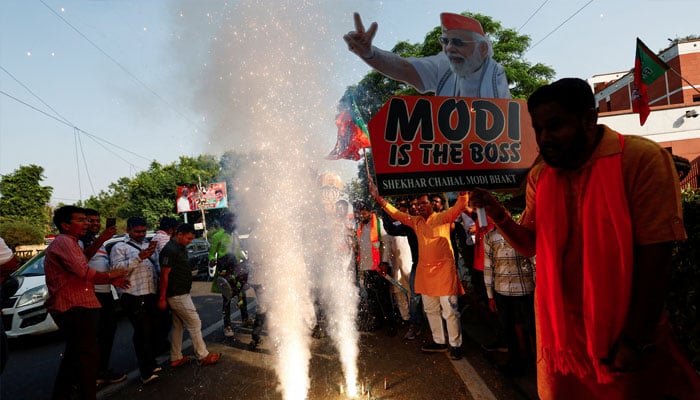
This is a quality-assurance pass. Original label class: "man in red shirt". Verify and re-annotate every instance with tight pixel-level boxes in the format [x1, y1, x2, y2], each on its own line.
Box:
[44, 205, 128, 400]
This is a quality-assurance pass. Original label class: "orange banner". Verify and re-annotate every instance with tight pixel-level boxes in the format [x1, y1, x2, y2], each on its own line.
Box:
[368, 96, 538, 196]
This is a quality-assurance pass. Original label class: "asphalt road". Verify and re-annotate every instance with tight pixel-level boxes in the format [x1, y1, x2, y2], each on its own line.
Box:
[1, 277, 538, 400]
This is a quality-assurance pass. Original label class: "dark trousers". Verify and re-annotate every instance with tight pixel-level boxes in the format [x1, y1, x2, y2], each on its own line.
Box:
[95, 292, 117, 373]
[50, 307, 100, 400]
[408, 263, 424, 328]
[494, 292, 535, 366]
[120, 293, 158, 378]
[363, 270, 395, 328]
[223, 290, 249, 327]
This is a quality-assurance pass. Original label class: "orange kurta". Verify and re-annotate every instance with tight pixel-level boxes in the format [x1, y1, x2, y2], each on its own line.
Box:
[383, 194, 467, 297]
[521, 125, 696, 399]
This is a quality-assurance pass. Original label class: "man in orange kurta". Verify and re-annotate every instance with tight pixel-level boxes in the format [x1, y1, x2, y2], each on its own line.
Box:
[471, 78, 700, 399]
[371, 186, 467, 360]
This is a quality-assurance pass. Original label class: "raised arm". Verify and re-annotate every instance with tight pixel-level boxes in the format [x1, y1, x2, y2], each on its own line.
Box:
[470, 188, 536, 257]
[343, 12, 424, 91]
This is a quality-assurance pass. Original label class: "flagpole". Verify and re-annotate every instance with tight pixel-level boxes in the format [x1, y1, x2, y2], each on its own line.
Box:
[668, 67, 700, 95]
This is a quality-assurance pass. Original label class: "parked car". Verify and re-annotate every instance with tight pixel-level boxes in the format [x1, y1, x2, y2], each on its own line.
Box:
[1, 250, 58, 338]
[1, 234, 152, 338]
[187, 238, 210, 276]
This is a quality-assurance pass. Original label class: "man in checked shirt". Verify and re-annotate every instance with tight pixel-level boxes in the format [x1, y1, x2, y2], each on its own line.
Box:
[110, 216, 161, 384]
[483, 220, 536, 377]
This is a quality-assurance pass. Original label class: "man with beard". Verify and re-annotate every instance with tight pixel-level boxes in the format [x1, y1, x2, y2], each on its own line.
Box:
[371, 186, 468, 361]
[344, 12, 509, 98]
[470, 78, 700, 399]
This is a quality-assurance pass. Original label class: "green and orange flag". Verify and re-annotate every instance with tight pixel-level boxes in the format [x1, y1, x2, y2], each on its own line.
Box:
[632, 38, 670, 126]
[326, 97, 371, 161]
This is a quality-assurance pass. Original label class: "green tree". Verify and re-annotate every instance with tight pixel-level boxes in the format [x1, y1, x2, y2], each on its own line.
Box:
[0, 164, 53, 238]
[82, 155, 222, 229]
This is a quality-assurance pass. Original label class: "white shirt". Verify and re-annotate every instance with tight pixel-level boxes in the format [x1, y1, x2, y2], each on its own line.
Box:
[408, 53, 510, 98]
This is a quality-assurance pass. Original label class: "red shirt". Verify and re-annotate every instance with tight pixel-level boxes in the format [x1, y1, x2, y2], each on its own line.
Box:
[44, 234, 100, 312]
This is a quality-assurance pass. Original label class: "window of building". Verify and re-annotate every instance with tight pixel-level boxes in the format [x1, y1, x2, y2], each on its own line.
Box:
[694, 94, 700, 103]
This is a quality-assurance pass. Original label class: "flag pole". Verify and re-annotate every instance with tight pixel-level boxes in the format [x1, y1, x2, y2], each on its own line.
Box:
[363, 148, 372, 181]
[668, 67, 700, 95]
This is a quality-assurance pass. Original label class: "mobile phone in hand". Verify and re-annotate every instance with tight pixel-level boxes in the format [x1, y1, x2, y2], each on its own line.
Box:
[106, 217, 117, 228]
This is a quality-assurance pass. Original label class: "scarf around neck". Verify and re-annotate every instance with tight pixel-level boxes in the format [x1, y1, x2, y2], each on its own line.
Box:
[535, 133, 633, 383]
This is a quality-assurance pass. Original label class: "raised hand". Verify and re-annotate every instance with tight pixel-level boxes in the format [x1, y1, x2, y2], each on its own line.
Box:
[343, 12, 378, 59]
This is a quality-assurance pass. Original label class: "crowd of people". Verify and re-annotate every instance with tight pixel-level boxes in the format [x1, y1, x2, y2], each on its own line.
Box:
[41, 207, 220, 400]
[4, 9, 699, 400]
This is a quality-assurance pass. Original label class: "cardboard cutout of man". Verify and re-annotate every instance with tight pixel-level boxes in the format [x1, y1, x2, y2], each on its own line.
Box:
[344, 12, 510, 98]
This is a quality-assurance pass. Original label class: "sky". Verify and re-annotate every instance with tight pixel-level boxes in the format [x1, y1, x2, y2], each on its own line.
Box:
[1, 0, 698, 205]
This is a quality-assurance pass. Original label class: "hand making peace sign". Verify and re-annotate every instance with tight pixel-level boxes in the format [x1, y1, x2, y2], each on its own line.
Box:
[343, 12, 378, 59]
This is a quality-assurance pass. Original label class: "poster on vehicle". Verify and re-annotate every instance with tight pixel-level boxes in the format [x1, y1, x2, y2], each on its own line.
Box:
[368, 96, 539, 196]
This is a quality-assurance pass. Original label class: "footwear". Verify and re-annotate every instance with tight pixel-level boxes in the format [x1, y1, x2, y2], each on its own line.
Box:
[421, 342, 448, 353]
[242, 318, 254, 328]
[198, 352, 221, 365]
[153, 367, 162, 373]
[223, 326, 235, 337]
[170, 356, 192, 368]
[449, 346, 463, 360]
[248, 337, 261, 351]
[481, 342, 508, 353]
[140, 374, 159, 384]
[96, 369, 127, 385]
[403, 326, 419, 340]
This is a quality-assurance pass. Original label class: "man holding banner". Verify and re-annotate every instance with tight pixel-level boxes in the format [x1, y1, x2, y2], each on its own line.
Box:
[471, 78, 700, 399]
[370, 181, 467, 360]
[344, 12, 509, 98]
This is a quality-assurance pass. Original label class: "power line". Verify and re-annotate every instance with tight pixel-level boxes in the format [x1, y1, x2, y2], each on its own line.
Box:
[527, 0, 595, 52]
[518, 0, 549, 32]
[0, 88, 151, 164]
[38, 0, 205, 134]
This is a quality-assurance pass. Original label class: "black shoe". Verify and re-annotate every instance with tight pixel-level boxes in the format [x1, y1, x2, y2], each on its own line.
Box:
[481, 342, 508, 353]
[449, 346, 463, 360]
[421, 342, 448, 353]
[96, 369, 127, 385]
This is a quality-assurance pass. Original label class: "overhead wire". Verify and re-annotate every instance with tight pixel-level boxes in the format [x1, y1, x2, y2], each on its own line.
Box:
[517, 0, 549, 32]
[0, 88, 151, 165]
[38, 0, 205, 134]
[526, 0, 595, 53]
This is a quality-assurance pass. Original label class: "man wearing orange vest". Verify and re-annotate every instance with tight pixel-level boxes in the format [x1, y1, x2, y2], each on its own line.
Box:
[471, 78, 700, 399]
[370, 186, 468, 361]
[355, 201, 396, 336]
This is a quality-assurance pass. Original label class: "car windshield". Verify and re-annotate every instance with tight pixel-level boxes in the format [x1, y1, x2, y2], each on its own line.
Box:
[14, 251, 46, 277]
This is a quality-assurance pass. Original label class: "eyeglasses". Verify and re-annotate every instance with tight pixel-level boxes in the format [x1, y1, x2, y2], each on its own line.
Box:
[438, 37, 475, 47]
[71, 218, 88, 223]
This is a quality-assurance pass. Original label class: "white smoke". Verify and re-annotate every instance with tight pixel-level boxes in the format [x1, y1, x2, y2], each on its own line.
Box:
[170, 1, 361, 398]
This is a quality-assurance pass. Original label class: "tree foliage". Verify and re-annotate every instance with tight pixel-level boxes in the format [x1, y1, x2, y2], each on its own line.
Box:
[0, 220, 45, 249]
[82, 155, 223, 229]
[0, 164, 53, 237]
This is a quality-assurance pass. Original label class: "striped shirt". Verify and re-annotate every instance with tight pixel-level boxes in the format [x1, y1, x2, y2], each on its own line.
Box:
[44, 234, 100, 312]
[483, 227, 535, 298]
[110, 238, 157, 296]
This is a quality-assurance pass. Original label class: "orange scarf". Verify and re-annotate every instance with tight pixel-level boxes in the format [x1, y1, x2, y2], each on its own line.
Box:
[535, 134, 633, 383]
[357, 213, 381, 269]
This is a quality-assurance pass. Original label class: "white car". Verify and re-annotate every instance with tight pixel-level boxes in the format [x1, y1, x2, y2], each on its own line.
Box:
[1, 235, 139, 338]
[2, 250, 59, 338]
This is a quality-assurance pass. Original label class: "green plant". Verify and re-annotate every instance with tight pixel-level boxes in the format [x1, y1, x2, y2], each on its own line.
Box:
[669, 187, 700, 370]
[0, 220, 45, 250]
